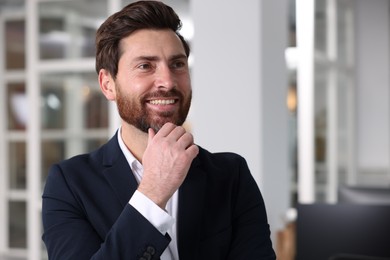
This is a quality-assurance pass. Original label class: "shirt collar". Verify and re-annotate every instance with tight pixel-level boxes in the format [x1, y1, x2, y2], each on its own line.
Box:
[117, 127, 143, 182]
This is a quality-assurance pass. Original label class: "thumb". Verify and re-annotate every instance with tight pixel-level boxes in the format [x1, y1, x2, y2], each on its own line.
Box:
[148, 128, 155, 143]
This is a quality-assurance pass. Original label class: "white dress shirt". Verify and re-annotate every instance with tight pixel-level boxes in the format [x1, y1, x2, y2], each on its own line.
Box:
[117, 130, 179, 260]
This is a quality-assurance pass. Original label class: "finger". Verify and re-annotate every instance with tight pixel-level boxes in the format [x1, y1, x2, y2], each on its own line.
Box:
[177, 132, 195, 149]
[148, 128, 156, 142]
[186, 144, 199, 158]
[155, 122, 176, 137]
[168, 126, 187, 141]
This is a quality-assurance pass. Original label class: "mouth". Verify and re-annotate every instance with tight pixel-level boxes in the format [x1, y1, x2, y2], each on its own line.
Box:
[148, 99, 177, 105]
[146, 98, 179, 114]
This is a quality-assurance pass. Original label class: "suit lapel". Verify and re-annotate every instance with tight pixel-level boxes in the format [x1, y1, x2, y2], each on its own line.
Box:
[101, 134, 139, 207]
[100, 134, 208, 258]
[177, 156, 207, 259]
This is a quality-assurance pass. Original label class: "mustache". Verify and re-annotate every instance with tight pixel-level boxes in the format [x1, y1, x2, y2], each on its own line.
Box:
[142, 89, 184, 100]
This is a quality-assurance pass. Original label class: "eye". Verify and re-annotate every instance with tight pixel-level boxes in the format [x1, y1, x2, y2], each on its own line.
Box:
[170, 60, 187, 70]
[137, 63, 152, 70]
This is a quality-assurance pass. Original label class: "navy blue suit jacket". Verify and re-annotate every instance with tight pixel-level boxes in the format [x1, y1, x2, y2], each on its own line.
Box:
[42, 133, 276, 259]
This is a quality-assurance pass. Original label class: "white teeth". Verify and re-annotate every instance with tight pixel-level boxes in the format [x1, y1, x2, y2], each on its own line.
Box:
[149, 99, 175, 105]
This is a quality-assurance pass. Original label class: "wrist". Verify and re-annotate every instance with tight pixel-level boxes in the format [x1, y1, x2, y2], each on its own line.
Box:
[137, 185, 169, 209]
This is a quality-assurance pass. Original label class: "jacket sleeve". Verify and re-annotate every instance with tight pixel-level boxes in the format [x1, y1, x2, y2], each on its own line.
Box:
[227, 157, 276, 260]
[42, 164, 170, 260]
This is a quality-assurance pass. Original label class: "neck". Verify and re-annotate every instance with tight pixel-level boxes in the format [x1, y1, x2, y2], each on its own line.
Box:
[120, 122, 148, 162]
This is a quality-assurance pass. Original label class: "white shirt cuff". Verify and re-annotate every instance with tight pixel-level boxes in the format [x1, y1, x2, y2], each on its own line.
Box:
[129, 190, 175, 235]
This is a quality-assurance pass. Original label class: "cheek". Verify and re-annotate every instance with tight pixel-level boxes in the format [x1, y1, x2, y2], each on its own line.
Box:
[125, 76, 154, 95]
[178, 75, 192, 92]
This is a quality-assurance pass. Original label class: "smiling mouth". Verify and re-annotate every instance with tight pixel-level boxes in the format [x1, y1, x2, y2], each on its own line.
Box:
[148, 99, 177, 105]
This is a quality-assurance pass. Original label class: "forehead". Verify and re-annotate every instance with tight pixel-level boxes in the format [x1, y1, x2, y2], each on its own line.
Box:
[119, 29, 186, 58]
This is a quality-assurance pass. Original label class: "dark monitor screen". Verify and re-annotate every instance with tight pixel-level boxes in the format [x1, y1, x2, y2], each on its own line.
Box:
[338, 186, 390, 204]
[296, 204, 390, 260]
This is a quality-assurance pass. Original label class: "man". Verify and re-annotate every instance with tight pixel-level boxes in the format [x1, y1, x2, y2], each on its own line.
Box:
[42, 1, 276, 259]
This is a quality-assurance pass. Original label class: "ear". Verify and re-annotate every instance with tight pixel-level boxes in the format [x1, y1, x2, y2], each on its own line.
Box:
[98, 69, 116, 101]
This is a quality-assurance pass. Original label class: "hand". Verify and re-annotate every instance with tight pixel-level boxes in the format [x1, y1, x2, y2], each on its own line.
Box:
[138, 123, 199, 209]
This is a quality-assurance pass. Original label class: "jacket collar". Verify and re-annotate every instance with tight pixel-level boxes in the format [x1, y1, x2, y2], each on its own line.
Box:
[101, 132, 139, 207]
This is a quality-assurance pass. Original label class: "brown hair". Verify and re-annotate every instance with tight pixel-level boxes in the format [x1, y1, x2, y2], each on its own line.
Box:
[95, 0, 190, 79]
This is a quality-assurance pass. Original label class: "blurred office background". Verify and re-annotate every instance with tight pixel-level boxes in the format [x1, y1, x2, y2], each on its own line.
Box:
[0, 0, 389, 259]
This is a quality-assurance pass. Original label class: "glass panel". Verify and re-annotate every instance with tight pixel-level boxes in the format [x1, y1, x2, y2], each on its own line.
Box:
[40, 72, 108, 130]
[9, 142, 27, 190]
[5, 19, 25, 70]
[9, 201, 27, 248]
[7, 82, 27, 130]
[314, 0, 327, 55]
[337, 75, 349, 185]
[312, 0, 356, 202]
[38, 0, 107, 60]
[41, 83, 65, 129]
[337, 0, 354, 66]
[41, 140, 65, 189]
[0, 0, 24, 11]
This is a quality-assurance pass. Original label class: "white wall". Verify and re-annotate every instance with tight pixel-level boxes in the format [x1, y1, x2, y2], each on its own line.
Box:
[356, 0, 390, 184]
[189, 0, 290, 240]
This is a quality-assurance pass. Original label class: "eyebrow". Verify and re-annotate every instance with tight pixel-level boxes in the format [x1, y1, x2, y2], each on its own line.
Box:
[170, 54, 188, 60]
[134, 53, 187, 62]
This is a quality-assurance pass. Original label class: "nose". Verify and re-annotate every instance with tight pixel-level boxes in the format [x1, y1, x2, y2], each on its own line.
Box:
[155, 65, 176, 90]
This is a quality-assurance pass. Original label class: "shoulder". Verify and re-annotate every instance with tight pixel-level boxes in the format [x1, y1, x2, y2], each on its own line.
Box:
[194, 146, 252, 183]
[56, 134, 120, 170]
[46, 134, 121, 185]
[55, 145, 102, 173]
[196, 146, 248, 169]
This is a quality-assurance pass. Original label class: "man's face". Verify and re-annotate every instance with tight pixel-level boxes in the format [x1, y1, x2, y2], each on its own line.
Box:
[114, 29, 192, 133]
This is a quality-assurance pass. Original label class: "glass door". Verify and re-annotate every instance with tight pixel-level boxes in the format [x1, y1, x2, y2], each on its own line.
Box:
[1, 0, 114, 259]
[296, 0, 356, 203]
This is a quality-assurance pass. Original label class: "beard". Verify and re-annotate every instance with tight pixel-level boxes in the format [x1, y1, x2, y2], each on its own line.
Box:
[116, 85, 192, 133]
